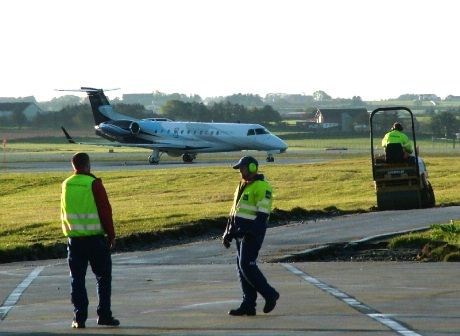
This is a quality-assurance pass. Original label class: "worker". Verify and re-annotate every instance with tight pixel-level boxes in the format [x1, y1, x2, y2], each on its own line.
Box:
[222, 156, 280, 316]
[382, 122, 413, 161]
[61, 152, 120, 329]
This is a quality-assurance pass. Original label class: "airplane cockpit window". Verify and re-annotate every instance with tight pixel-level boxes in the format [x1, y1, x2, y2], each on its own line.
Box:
[247, 129, 256, 136]
[255, 128, 269, 135]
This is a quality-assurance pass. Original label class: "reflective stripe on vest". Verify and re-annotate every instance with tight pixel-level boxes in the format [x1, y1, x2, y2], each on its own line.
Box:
[61, 174, 104, 237]
[232, 179, 272, 221]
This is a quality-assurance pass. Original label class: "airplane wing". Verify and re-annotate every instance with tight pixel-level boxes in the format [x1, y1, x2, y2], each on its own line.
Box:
[61, 126, 209, 151]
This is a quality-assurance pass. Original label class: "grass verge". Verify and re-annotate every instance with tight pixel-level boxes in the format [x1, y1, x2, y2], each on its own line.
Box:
[1, 156, 459, 263]
[389, 221, 460, 261]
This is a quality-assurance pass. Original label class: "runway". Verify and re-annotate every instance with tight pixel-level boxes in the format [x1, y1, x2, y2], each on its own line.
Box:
[1, 156, 327, 172]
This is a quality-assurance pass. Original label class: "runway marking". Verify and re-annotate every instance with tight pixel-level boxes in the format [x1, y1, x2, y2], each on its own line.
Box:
[282, 263, 423, 336]
[0, 266, 44, 321]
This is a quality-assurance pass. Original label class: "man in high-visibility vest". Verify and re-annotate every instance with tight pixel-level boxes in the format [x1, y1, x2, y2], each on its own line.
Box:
[61, 152, 119, 329]
[222, 156, 280, 316]
[382, 122, 413, 160]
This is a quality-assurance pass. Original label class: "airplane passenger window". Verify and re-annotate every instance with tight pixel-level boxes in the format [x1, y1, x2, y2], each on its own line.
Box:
[181, 130, 184, 134]
[167, 130, 170, 134]
[247, 129, 256, 136]
[187, 130, 191, 134]
[210, 131, 213, 135]
[255, 128, 269, 135]
[216, 131, 219, 135]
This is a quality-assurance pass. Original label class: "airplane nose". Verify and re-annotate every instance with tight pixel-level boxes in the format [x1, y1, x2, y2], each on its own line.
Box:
[276, 137, 288, 153]
[257, 134, 288, 153]
[279, 141, 288, 153]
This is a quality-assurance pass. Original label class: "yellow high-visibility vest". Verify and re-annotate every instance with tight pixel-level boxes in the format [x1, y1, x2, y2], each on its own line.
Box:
[382, 130, 413, 153]
[61, 174, 104, 237]
[231, 180, 272, 221]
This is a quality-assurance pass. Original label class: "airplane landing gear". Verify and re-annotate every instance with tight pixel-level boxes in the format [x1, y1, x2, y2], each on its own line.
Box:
[148, 149, 161, 165]
[182, 153, 196, 163]
[266, 153, 275, 162]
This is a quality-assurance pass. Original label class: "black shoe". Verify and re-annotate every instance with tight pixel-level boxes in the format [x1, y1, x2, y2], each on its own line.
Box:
[71, 320, 85, 329]
[228, 306, 256, 316]
[97, 316, 120, 326]
[263, 291, 280, 314]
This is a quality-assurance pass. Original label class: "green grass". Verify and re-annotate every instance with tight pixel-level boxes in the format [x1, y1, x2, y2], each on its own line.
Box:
[389, 221, 460, 261]
[1, 155, 459, 260]
[286, 136, 460, 154]
[3, 135, 460, 158]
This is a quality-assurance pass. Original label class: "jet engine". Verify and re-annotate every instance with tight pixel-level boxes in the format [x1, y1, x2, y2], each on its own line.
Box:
[96, 120, 142, 141]
[129, 121, 140, 135]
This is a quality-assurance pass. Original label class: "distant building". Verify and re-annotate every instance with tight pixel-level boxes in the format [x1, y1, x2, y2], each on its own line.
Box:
[417, 94, 441, 101]
[445, 95, 460, 101]
[0, 102, 43, 121]
[314, 108, 369, 132]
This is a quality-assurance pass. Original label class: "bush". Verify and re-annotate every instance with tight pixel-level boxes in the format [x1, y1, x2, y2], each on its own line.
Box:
[418, 242, 460, 261]
[444, 252, 460, 262]
[389, 234, 431, 249]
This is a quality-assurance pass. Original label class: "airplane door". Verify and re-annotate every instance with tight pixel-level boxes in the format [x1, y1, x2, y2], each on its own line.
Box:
[173, 128, 179, 138]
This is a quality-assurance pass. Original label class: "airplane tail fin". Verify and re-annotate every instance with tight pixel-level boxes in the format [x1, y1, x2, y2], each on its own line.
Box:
[81, 87, 112, 124]
[57, 87, 134, 125]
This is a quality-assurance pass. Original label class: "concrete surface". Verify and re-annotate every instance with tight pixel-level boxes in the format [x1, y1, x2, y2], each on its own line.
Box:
[1, 207, 459, 335]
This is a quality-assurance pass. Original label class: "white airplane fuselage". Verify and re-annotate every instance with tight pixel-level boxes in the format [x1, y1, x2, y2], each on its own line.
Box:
[98, 118, 287, 155]
[62, 87, 288, 164]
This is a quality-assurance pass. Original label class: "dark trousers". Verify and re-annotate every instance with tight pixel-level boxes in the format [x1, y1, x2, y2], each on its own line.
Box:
[236, 234, 278, 309]
[67, 235, 112, 322]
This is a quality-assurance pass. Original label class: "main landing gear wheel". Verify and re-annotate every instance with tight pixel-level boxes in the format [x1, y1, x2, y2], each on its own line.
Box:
[182, 153, 196, 163]
[148, 155, 159, 165]
[266, 154, 275, 162]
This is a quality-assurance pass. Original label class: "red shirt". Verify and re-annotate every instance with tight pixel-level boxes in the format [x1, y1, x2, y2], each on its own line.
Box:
[75, 172, 115, 240]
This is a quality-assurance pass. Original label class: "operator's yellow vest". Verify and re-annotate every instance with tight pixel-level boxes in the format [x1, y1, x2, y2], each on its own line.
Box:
[61, 174, 104, 237]
[231, 180, 272, 221]
[382, 130, 413, 153]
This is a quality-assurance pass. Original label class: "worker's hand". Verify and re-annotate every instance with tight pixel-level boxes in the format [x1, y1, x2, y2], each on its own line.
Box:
[222, 233, 232, 249]
[108, 237, 116, 250]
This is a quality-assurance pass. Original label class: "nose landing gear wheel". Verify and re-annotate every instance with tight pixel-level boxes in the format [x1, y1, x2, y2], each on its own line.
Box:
[148, 149, 161, 165]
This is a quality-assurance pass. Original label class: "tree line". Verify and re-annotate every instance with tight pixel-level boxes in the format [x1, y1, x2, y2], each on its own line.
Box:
[161, 100, 281, 123]
[0, 100, 282, 130]
[1, 90, 459, 137]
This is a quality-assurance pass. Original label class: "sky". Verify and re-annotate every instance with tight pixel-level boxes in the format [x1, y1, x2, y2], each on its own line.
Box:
[1, 0, 460, 102]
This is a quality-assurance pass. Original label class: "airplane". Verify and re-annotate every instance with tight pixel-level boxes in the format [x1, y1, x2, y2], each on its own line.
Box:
[60, 87, 288, 164]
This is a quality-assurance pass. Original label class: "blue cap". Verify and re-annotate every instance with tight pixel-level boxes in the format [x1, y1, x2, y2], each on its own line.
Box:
[232, 156, 258, 169]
